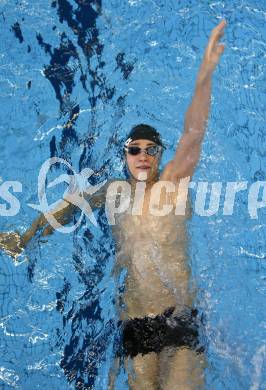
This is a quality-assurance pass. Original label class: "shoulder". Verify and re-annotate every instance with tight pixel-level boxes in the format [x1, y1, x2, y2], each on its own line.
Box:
[152, 173, 192, 218]
[159, 160, 175, 181]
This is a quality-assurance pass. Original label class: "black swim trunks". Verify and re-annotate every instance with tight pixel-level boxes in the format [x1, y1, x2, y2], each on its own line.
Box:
[117, 306, 204, 358]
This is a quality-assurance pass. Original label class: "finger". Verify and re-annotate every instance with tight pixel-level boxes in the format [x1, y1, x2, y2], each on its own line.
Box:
[205, 41, 224, 63]
[209, 29, 224, 49]
[211, 44, 225, 63]
[206, 35, 218, 57]
[210, 20, 226, 43]
[212, 26, 225, 41]
[205, 20, 226, 59]
[217, 43, 225, 55]
[213, 19, 227, 32]
[211, 20, 226, 39]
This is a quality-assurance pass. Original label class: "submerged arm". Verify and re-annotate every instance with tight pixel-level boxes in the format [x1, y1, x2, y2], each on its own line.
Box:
[0, 200, 77, 259]
[0, 182, 108, 258]
[21, 200, 77, 245]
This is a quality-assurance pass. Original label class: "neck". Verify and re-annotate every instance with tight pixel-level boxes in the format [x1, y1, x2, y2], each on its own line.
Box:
[129, 177, 157, 190]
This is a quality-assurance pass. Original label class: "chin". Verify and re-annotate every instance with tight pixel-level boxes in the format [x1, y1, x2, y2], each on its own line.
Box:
[137, 168, 153, 179]
[136, 173, 157, 183]
[127, 167, 157, 182]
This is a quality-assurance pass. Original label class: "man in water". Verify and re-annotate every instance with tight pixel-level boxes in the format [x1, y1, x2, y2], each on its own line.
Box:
[0, 20, 226, 389]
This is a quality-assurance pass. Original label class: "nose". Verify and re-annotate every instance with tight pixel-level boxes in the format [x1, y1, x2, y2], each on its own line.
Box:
[138, 150, 148, 160]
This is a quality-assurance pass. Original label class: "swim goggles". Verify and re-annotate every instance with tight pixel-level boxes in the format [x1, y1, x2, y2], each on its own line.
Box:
[124, 145, 162, 156]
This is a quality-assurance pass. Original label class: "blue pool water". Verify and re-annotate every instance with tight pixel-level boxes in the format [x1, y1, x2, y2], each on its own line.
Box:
[0, 0, 266, 389]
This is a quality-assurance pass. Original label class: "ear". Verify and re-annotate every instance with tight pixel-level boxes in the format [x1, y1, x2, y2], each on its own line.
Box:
[123, 152, 127, 165]
[122, 154, 130, 179]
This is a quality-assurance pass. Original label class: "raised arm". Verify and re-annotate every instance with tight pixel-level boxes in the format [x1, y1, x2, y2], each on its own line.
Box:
[162, 20, 226, 182]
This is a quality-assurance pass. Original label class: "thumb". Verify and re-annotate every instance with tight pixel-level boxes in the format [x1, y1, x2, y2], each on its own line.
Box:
[217, 43, 225, 54]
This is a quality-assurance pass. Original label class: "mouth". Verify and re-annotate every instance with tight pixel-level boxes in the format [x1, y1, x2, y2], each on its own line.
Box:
[136, 166, 150, 170]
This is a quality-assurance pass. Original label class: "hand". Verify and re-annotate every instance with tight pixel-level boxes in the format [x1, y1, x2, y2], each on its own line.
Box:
[0, 231, 24, 259]
[202, 20, 226, 73]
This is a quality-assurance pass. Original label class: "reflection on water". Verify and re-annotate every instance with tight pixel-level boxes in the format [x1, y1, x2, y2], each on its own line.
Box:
[0, 0, 266, 389]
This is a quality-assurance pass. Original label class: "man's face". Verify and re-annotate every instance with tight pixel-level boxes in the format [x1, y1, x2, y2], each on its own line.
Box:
[125, 139, 161, 182]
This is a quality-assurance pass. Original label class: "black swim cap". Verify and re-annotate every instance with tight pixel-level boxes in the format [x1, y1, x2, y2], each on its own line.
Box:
[124, 124, 163, 147]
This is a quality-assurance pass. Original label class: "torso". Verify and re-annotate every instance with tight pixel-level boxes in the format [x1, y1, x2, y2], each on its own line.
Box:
[110, 180, 194, 320]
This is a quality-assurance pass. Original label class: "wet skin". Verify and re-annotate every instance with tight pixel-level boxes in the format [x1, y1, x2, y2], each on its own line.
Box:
[113, 17, 228, 386]
[109, 138, 206, 390]
[1, 19, 227, 390]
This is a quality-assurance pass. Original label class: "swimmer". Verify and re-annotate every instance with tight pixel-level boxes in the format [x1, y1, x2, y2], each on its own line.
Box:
[0, 20, 227, 389]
